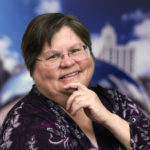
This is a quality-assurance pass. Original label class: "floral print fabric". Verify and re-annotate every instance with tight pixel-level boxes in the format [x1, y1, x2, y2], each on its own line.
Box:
[0, 85, 150, 150]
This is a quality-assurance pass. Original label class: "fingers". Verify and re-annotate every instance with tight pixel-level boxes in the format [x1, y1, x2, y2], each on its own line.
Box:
[66, 90, 82, 110]
[71, 97, 88, 116]
[64, 82, 86, 91]
[64, 83, 111, 123]
[64, 83, 89, 116]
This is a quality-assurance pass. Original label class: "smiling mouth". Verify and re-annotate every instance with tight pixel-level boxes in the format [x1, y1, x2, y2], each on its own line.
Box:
[60, 71, 80, 80]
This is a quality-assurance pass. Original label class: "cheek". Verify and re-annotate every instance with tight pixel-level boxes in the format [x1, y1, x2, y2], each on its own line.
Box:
[78, 57, 94, 71]
[44, 68, 59, 79]
[34, 66, 58, 81]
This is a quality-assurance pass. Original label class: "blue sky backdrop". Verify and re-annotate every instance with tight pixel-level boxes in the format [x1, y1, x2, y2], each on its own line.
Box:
[0, 0, 150, 76]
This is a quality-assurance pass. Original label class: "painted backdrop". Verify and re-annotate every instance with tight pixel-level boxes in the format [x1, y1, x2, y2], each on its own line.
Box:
[0, 0, 150, 125]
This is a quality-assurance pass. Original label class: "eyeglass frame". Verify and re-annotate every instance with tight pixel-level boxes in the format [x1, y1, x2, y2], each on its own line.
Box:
[36, 44, 91, 68]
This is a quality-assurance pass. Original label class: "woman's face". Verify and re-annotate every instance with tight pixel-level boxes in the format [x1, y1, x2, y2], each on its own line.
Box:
[32, 26, 94, 104]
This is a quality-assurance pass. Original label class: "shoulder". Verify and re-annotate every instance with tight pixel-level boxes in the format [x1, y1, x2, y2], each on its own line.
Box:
[0, 88, 49, 135]
[89, 84, 118, 103]
[89, 84, 132, 103]
[0, 89, 55, 149]
[89, 84, 138, 114]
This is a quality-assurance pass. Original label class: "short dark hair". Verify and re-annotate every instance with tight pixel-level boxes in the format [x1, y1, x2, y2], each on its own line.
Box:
[21, 13, 93, 75]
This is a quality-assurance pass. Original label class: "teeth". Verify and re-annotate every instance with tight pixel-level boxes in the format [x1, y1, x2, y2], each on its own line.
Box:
[62, 72, 79, 78]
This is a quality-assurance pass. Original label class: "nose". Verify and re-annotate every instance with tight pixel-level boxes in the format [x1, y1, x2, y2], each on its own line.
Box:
[60, 54, 75, 67]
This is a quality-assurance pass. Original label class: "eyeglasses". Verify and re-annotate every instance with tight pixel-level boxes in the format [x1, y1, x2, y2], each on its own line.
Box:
[36, 44, 90, 68]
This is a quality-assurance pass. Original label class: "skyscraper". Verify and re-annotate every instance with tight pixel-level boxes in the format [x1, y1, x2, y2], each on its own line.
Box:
[98, 24, 135, 76]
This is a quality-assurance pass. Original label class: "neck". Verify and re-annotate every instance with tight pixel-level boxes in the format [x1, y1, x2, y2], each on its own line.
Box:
[48, 92, 71, 108]
[36, 85, 70, 108]
[60, 107, 91, 124]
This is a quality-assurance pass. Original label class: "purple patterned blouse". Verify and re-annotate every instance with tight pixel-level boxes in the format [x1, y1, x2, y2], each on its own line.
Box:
[0, 85, 150, 150]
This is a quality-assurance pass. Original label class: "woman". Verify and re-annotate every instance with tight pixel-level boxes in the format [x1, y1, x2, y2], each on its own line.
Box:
[0, 13, 150, 150]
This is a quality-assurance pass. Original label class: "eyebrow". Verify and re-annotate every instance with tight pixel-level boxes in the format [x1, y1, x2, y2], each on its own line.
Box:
[44, 42, 84, 54]
[67, 42, 83, 49]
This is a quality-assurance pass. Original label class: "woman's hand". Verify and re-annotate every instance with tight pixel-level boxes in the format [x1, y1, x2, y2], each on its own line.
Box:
[64, 82, 112, 124]
[64, 83, 130, 149]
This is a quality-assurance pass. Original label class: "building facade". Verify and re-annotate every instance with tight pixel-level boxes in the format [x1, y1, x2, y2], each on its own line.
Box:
[98, 24, 135, 76]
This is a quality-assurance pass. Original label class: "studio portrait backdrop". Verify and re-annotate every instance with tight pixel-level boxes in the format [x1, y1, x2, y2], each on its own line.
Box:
[0, 0, 150, 126]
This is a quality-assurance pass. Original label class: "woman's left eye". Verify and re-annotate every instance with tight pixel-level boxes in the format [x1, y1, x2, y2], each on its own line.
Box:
[71, 49, 80, 53]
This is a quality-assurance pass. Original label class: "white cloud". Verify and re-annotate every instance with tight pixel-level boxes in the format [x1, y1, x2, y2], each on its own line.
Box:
[133, 19, 150, 39]
[127, 18, 150, 76]
[35, 0, 62, 14]
[122, 9, 150, 22]
[0, 36, 19, 73]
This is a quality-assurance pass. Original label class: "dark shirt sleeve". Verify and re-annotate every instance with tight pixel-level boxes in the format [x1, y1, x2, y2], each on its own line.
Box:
[107, 89, 150, 150]
[0, 102, 66, 150]
[0, 118, 67, 150]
